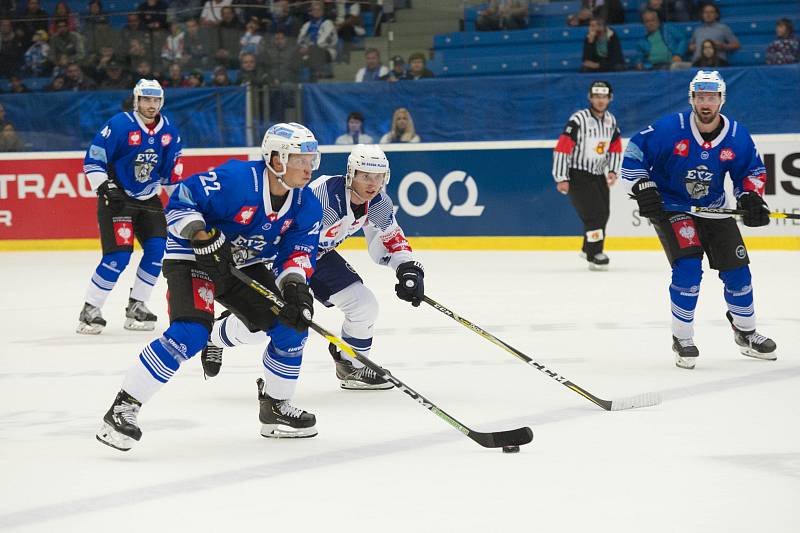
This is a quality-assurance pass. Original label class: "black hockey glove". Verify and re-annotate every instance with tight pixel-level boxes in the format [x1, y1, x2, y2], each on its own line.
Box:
[631, 179, 664, 220]
[279, 282, 314, 332]
[737, 192, 770, 227]
[191, 229, 233, 281]
[97, 180, 126, 214]
[395, 261, 425, 307]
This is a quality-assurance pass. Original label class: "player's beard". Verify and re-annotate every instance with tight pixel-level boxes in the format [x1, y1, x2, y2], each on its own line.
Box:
[694, 106, 718, 125]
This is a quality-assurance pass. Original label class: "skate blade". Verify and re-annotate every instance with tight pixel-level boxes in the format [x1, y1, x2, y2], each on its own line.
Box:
[76, 322, 104, 335]
[339, 379, 394, 390]
[96, 422, 135, 451]
[260, 423, 318, 439]
[740, 347, 777, 361]
[674, 354, 697, 369]
[588, 263, 609, 271]
[124, 318, 156, 331]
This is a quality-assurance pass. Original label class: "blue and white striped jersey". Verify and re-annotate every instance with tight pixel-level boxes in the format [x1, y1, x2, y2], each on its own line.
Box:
[83, 111, 183, 200]
[310, 174, 414, 270]
[165, 159, 322, 286]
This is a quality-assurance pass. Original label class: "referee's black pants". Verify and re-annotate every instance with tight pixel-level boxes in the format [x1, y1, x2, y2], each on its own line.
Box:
[567, 169, 610, 257]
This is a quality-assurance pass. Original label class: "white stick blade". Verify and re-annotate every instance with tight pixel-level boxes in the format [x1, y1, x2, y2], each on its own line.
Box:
[610, 392, 662, 411]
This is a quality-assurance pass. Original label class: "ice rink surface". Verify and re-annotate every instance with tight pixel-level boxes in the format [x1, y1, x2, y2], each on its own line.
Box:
[1, 249, 798, 532]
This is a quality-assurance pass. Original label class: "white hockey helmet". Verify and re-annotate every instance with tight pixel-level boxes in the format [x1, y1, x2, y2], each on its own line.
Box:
[688, 70, 726, 109]
[133, 78, 164, 113]
[346, 144, 390, 188]
[261, 122, 320, 178]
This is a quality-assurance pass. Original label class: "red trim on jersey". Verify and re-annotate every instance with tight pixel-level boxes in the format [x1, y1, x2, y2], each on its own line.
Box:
[283, 252, 314, 278]
[554, 134, 576, 154]
[381, 228, 412, 254]
[742, 172, 766, 195]
[170, 156, 184, 182]
[609, 136, 623, 153]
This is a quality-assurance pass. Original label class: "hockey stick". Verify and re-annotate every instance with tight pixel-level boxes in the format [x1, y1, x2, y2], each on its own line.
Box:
[229, 267, 534, 449]
[422, 296, 661, 411]
[690, 206, 800, 219]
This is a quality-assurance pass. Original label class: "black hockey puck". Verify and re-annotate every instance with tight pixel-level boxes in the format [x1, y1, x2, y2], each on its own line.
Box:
[502, 445, 520, 453]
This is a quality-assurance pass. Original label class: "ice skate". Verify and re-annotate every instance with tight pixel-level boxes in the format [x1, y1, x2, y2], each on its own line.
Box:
[201, 342, 223, 378]
[330, 343, 393, 390]
[257, 378, 317, 438]
[672, 336, 699, 369]
[96, 390, 142, 451]
[726, 312, 777, 360]
[76, 302, 106, 335]
[580, 252, 609, 271]
[124, 297, 157, 331]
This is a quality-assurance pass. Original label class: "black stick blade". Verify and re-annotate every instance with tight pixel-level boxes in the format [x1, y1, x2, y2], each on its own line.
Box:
[472, 426, 534, 448]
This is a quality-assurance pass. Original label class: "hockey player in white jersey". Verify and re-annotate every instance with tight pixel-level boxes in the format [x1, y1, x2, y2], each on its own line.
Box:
[201, 144, 425, 390]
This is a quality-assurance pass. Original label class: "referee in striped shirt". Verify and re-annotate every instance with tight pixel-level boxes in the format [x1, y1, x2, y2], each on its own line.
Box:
[552, 80, 623, 270]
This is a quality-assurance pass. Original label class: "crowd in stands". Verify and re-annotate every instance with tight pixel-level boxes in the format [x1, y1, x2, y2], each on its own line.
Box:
[334, 106, 420, 144]
[0, 0, 404, 92]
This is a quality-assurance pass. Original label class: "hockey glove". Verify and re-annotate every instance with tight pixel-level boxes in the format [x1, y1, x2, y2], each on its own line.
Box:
[191, 229, 233, 281]
[631, 179, 664, 219]
[737, 192, 770, 227]
[395, 261, 425, 307]
[278, 282, 314, 332]
[97, 181, 126, 214]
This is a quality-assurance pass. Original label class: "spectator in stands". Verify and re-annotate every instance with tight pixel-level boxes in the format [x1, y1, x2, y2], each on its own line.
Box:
[170, 0, 204, 23]
[46, 74, 66, 91]
[766, 18, 799, 65]
[380, 107, 420, 143]
[121, 14, 149, 58]
[139, 0, 169, 31]
[48, 2, 78, 35]
[264, 31, 299, 121]
[8, 74, 30, 93]
[0, 123, 22, 152]
[135, 58, 155, 80]
[19, 0, 49, 45]
[568, 0, 624, 27]
[635, 8, 686, 70]
[161, 22, 185, 66]
[163, 62, 187, 87]
[638, 0, 691, 23]
[201, 0, 233, 26]
[85, 1, 117, 63]
[86, 44, 117, 82]
[240, 17, 264, 58]
[688, 3, 739, 63]
[126, 37, 149, 70]
[238, 52, 264, 86]
[476, 0, 529, 31]
[187, 68, 205, 86]
[298, 1, 339, 69]
[183, 17, 214, 69]
[269, 0, 300, 37]
[336, 111, 374, 144]
[211, 64, 231, 85]
[214, 5, 242, 68]
[23, 28, 50, 75]
[48, 19, 84, 64]
[0, 18, 23, 75]
[407, 52, 434, 79]
[64, 62, 97, 90]
[692, 39, 726, 67]
[100, 61, 132, 89]
[582, 17, 625, 72]
[381, 55, 408, 81]
[355, 48, 388, 82]
[0, 103, 7, 127]
[335, 1, 365, 63]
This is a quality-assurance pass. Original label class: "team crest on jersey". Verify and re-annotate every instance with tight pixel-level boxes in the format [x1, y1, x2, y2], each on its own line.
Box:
[325, 222, 342, 238]
[161, 134, 172, 146]
[134, 149, 159, 183]
[671, 218, 698, 249]
[684, 165, 714, 199]
[266, 212, 278, 222]
[280, 219, 294, 234]
[746, 174, 766, 195]
[595, 141, 606, 155]
[673, 139, 689, 157]
[128, 131, 142, 146]
[112, 220, 134, 246]
[234, 206, 257, 225]
[720, 148, 735, 161]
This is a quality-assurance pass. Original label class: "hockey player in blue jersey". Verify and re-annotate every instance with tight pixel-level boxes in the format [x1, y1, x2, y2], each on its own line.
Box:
[96, 123, 323, 451]
[622, 70, 777, 369]
[199, 144, 425, 390]
[77, 79, 184, 334]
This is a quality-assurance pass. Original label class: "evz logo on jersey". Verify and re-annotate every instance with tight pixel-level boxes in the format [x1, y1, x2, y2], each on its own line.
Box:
[161, 134, 172, 146]
[673, 140, 689, 157]
[720, 148, 735, 161]
[134, 149, 159, 183]
[595, 141, 606, 154]
[684, 165, 714, 199]
[128, 131, 142, 146]
[234, 206, 257, 225]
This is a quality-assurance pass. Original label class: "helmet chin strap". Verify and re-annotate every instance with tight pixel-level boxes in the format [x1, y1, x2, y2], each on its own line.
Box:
[266, 161, 294, 191]
[348, 185, 367, 203]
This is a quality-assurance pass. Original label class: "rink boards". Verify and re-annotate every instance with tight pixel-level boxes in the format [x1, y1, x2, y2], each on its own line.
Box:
[1, 135, 798, 250]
